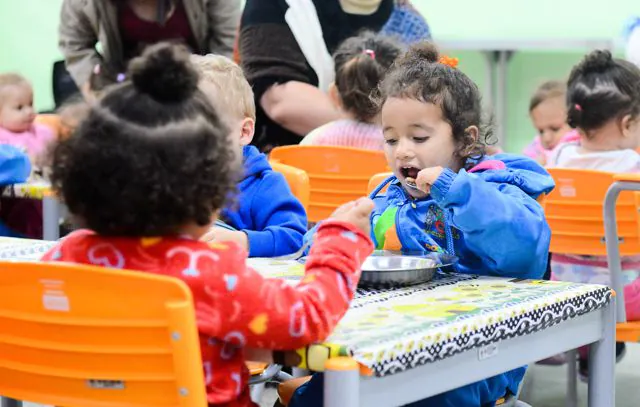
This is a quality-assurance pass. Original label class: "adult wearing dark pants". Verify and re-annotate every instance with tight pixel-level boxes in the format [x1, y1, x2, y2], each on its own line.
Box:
[58, 0, 240, 98]
[239, 0, 398, 153]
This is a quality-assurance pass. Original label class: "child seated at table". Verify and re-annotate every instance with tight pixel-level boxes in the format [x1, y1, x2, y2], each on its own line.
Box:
[0, 73, 56, 171]
[191, 54, 308, 257]
[0, 73, 57, 238]
[547, 49, 640, 379]
[40, 42, 375, 407]
[291, 41, 554, 407]
[301, 31, 401, 149]
[523, 80, 579, 165]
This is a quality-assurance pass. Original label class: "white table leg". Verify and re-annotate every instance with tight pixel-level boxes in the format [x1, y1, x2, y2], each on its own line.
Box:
[588, 299, 616, 407]
[566, 349, 578, 407]
[324, 359, 359, 407]
[495, 50, 510, 149]
[42, 196, 59, 241]
[483, 51, 496, 115]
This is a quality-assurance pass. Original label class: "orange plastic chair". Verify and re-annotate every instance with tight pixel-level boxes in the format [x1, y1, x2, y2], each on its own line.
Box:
[0, 261, 207, 407]
[271, 162, 311, 211]
[544, 168, 640, 342]
[368, 172, 393, 195]
[270, 146, 389, 222]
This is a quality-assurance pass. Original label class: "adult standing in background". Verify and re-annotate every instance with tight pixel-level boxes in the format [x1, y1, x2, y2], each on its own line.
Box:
[239, 0, 430, 152]
[59, 0, 240, 97]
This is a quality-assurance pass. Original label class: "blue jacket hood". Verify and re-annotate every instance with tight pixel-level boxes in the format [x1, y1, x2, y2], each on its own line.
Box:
[242, 145, 271, 179]
[221, 145, 307, 257]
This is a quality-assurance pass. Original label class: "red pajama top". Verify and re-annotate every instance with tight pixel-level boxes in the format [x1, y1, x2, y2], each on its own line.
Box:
[41, 221, 373, 406]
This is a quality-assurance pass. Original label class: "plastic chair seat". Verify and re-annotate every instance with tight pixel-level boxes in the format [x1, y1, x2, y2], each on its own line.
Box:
[246, 361, 268, 376]
[277, 376, 312, 406]
[616, 321, 640, 342]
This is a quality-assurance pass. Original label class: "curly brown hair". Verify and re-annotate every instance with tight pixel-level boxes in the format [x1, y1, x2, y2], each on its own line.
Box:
[377, 41, 494, 164]
[50, 42, 239, 236]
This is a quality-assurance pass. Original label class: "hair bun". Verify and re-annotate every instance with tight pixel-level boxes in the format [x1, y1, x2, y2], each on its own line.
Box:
[128, 42, 198, 103]
[581, 50, 614, 74]
[397, 41, 440, 66]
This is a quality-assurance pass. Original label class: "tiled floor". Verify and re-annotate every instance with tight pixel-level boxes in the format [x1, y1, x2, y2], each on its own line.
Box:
[18, 343, 640, 407]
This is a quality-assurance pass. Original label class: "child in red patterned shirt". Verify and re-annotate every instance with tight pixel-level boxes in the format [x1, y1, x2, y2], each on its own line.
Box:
[41, 43, 374, 407]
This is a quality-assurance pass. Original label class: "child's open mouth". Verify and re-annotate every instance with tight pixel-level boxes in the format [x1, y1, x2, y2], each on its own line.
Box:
[400, 166, 420, 181]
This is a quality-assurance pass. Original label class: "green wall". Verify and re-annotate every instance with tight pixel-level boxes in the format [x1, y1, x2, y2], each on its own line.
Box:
[1, 0, 636, 152]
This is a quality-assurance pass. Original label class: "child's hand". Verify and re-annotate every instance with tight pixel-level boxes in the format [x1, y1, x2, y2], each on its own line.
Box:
[330, 197, 375, 236]
[201, 228, 248, 250]
[415, 166, 444, 194]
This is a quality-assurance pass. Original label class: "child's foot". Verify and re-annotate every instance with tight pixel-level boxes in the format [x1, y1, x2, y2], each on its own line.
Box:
[578, 342, 626, 383]
[536, 353, 567, 366]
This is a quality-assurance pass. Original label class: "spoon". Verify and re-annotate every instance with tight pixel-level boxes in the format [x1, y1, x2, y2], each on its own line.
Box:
[405, 177, 421, 192]
[273, 239, 313, 261]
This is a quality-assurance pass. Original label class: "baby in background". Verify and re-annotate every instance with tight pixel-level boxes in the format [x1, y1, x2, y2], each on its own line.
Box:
[524, 80, 579, 165]
[191, 54, 308, 257]
[0, 73, 55, 172]
[301, 31, 402, 150]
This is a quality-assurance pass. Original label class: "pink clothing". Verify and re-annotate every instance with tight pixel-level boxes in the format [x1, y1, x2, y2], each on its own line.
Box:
[548, 141, 640, 321]
[522, 130, 580, 163]
[301, 120, 383, 150]
[0, 124, 55, 161]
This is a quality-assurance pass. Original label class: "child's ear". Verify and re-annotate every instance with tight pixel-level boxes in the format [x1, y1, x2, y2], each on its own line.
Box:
[239, 117, 255, 146]
[464, 125, 479, 146]
[328, 82, 343, 109]
[621, 114, 635, 137]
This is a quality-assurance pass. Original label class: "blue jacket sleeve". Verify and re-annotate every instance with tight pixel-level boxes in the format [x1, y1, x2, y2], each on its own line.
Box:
[430, 168, 550, 279]
[245, 171, 308, 257]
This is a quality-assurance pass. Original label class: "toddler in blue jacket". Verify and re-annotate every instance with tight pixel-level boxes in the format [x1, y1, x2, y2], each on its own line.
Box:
[192, 54, 307, 257]
[293, 41, 554, 407]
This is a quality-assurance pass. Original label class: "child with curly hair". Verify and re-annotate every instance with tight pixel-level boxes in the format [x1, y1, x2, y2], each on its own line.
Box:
[41, 42, 374, 407]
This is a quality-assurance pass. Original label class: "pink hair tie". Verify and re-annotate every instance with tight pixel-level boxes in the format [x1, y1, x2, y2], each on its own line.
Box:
[574, 103, 583, 111]
[363, 49, 376, 60]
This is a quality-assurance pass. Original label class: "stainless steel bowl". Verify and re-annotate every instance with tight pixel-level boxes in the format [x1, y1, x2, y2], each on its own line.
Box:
[358, 251, 457, 288]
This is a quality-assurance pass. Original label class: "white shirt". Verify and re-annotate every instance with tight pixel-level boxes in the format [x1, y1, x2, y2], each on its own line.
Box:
[548, 142, 640, 173]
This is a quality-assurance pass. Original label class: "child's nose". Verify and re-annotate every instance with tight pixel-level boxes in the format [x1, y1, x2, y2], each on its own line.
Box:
[395, 138, 414, 159]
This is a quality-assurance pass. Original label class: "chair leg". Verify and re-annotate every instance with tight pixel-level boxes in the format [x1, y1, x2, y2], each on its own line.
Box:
[519, 367, 535, 402]
[566, 349, 578, 407]
[1, 398, 22, 407]
[250, 382, 266, 403]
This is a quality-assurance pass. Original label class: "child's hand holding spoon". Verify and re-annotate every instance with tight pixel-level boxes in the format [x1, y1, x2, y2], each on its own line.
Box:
[405, 166, 444, 195]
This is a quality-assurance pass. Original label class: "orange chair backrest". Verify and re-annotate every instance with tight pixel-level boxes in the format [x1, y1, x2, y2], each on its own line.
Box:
[368, 172, 393, 195]
[545, 168, 640, 256]
[270, 146, 389, 222]
[271, 162, 311, 211]
[0, 262, 207, 407]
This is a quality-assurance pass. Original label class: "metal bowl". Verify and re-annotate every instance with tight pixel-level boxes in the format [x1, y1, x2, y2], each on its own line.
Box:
[358, 251, 457, 288]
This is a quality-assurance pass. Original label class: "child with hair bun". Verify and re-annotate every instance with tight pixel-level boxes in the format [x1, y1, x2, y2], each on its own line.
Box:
[41, 42, 375, 406]
[549, 49, 640, 380]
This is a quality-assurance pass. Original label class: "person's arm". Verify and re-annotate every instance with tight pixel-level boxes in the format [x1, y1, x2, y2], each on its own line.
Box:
[206, 0, 241, 57]
[58, 0, 102, 90]
[244, 171, 308, 257]
[260, 82, 342, 136]
[199, 220, 373, 349]
[240, 0, 341, 136]
[426, 168, 551, 279]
